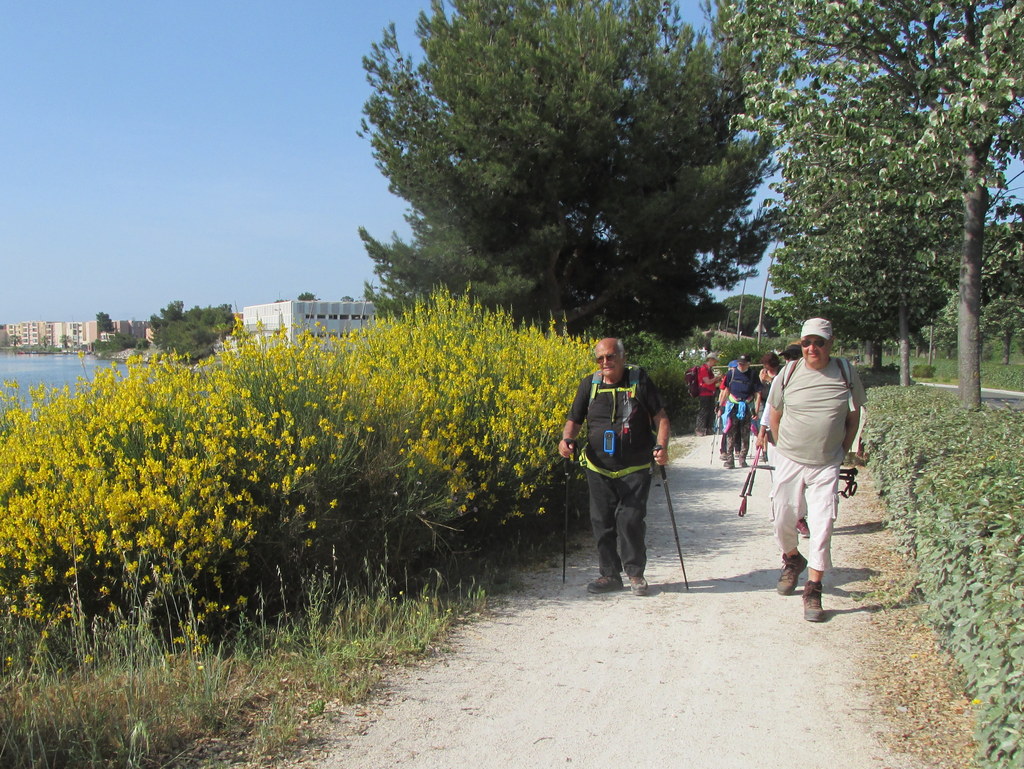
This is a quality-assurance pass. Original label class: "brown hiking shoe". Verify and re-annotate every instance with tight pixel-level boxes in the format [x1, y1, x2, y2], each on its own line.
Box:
[587, 575, 623, 594]
[803, 579, 825, 622]
[629, 576, 649, 596]
[776, 551, 808, 595]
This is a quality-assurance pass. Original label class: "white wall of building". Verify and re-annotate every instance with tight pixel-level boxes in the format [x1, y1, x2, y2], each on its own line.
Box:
[242, 300, 375, 342]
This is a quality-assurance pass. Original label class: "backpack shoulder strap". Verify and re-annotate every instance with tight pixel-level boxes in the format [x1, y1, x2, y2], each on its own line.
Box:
[780, 359, 801, 390]
[627, 364, 641, 391]
[589, 365, 642, 403]
[836, 357, 852, 389]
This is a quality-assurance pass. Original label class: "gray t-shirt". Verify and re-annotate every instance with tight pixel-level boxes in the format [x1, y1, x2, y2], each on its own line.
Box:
[768, 358, 866, 466]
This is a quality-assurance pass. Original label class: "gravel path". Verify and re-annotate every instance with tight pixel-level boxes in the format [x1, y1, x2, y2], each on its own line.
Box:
[312, 438, 923, 769]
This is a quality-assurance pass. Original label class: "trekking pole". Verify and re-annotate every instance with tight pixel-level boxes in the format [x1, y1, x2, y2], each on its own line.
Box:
[562, 440, 577, 583]
[658, 464, 689, 591]
[709, 407, 721, 465]
[737, 444, 762, 517]
[838, 467, 859, 498]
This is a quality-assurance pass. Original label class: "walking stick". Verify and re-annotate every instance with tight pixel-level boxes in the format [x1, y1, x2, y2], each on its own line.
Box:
[839, 467, 859, 498]
[658, 464, 689, 590]
[562, 441, 577, 583]
[737, 444, 762, 517]
[709, 407, 721, 465]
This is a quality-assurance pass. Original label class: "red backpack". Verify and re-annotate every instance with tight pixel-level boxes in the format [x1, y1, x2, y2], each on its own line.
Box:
[685, 365, 702, 397]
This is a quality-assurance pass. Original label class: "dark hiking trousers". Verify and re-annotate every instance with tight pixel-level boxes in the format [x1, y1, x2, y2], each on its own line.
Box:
[726, 411, 752, 459]
[695, 394, 717, 435]
[586, 467, 652, 579]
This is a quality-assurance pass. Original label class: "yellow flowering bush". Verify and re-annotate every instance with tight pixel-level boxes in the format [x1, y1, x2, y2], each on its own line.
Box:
[0, 292, 591, 637]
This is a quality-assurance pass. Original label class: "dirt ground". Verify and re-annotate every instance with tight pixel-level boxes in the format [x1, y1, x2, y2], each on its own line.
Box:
[270, 437, 977, 769]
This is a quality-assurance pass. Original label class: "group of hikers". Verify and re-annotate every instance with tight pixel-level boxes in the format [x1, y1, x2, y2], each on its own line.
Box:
[558, 318, 866, 622]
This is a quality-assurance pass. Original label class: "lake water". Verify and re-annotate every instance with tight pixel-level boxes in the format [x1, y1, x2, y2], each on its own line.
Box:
[0, 352, 124, 393]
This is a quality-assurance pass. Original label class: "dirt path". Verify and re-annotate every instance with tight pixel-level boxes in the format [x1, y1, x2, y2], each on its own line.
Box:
[311, 438, 926, 769]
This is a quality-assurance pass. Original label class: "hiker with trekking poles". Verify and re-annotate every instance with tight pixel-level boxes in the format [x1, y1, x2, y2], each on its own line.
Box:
[559, 338, 670, 597]
[717, 354, 762, 469]
[766, 318, 866, 622]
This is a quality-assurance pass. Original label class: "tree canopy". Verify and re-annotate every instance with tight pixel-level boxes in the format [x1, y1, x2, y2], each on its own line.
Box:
[149, 301, 235, 362]
[360, 0, 776, 336]
[730, 0, 1024, 406]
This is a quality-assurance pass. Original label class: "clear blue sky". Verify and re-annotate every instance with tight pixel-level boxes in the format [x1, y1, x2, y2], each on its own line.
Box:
[1, 1, 753, 325]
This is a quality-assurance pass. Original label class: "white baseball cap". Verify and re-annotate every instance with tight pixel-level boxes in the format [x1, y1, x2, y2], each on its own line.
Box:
[800, 317, 832, 340]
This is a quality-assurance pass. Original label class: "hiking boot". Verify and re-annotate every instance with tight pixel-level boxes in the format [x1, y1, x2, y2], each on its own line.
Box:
[720, 451, 729, 461]
[723, 458, 735, 469]
[776, 551, 808, 595]
[796, 517, 810, 538]
[803, 580, 825, 622]
[629, 576, 649, 596]
[738, 456, 748, 468]
[587, 575, 623, 594]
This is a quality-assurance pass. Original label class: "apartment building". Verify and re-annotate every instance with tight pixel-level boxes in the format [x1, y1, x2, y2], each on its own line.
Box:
[242, 300, 375, 343]
[0, 319, 150, 348]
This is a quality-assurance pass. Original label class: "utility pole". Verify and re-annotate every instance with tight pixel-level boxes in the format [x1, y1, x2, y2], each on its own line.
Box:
[757, 250, 775, 345]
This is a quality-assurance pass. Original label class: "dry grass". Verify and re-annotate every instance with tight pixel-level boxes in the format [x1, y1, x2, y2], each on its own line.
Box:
[844, 470, 978, 769]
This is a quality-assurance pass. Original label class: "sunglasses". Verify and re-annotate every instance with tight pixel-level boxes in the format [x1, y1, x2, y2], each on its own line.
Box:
[800, 339, 827, 348]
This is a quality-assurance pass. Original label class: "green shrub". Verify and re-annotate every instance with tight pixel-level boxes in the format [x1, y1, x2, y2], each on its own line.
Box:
[0, 292, 592, 639]
[863, 386, 1024, 769]
[911, 364, 936, 379]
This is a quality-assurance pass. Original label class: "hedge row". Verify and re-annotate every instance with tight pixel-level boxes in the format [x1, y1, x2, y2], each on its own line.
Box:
[862, 386, 1024, 769]
[903, 358, 1024, 391]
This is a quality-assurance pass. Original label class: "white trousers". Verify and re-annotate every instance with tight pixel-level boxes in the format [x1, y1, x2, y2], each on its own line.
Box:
[770, 449, 840, 573]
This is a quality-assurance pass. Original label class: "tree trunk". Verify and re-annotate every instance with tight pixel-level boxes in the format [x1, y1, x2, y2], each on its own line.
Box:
[1003, 330, 1012, 365]
[958, 151, 987, 409]
[898, 294, 911, 386]
[867, 339, 883, 371]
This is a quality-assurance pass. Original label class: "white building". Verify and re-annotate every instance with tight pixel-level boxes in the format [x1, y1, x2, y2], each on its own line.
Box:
[242, 300, 375, 342]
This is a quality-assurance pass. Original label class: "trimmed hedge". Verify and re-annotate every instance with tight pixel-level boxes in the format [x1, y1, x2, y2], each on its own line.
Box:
[862, 386, 1024, 769]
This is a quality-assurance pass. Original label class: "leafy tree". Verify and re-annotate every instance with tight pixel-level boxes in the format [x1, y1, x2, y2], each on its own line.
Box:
[297, 292, 318, 301]
[982, 215, 1024, 364]
[360, 0, 776, 336]
[718, 293, 778, 337]
[150, 301, 235, 362]
[730, 1, 1024, 407]
[95, 312, 114, 334]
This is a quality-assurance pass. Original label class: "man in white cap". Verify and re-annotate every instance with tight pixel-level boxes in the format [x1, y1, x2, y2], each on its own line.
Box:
[767, 318, 866, 621]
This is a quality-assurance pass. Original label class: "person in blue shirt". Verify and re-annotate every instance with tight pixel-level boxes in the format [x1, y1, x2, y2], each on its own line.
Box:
[717, 354, 762, 468]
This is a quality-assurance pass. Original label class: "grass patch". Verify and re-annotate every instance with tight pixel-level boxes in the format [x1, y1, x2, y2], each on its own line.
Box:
[0, 573, 487, 768]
